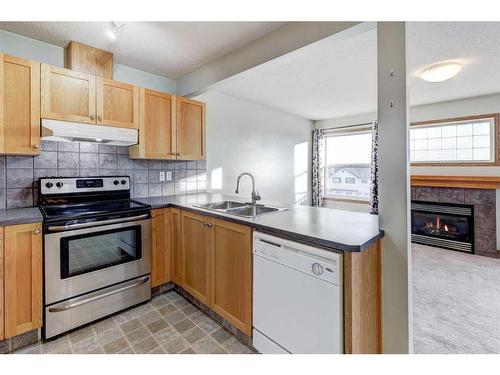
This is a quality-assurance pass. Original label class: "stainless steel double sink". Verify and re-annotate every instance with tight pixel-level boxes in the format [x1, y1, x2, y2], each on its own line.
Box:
[194, 200, 287, 218]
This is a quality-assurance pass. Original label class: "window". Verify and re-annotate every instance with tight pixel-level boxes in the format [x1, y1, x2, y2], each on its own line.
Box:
[410, 114, 498, 164]
[345, 177, 355, 184]
[324, 126, 372, 201]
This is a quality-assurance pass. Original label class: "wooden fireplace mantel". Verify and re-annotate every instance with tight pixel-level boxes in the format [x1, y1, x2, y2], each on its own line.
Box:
[411, 175, 500, 190]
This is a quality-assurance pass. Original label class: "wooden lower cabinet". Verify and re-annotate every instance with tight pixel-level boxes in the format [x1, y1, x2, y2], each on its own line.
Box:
[170, 208, 183, 285]
[151, 208, 171, 287]
[210, 218, 252, 335]
[343, 240, 382, 354]
[181, 210, 212, 305]
[179, 210, 253, 335]
[0, 228, 4, 340]
[3, 223, 43, 339]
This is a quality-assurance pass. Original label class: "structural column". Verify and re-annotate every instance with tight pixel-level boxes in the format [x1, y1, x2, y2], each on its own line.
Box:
[377, 22, 412, 353]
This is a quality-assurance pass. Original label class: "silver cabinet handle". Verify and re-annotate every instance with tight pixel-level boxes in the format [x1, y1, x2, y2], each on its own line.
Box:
[48, 276, 150, 313]
[33, 229, 41, 235]
[90, 114, 95, 121]
[47, 213, 149, 232]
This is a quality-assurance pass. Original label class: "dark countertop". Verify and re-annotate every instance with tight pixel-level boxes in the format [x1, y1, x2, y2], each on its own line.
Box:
[136, 193, 384, 252]
[0, 207, 43, 226]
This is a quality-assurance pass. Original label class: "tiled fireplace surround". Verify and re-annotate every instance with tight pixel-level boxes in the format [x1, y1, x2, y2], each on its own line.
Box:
[0, 140, 207, 209]
[411, 186, 498, 257]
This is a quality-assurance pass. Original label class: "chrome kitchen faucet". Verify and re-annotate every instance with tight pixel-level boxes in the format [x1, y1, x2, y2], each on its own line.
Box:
[235, 172, 261, 205]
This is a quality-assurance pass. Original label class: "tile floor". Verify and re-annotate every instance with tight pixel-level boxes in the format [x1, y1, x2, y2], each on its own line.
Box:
[12, 290, 254, 354]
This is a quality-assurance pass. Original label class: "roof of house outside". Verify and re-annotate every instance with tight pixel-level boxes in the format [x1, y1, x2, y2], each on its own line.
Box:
[328, 164, 371, 179]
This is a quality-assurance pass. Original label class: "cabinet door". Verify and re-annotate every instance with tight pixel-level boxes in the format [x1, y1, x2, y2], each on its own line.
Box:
[181, 210, 211, 305]
[151, 208, 171, 287]
[176, 97, 205, 160]
[41, 64, 96, 124]
[171, 208, 183, 285]
[211, 219, 252, 335]
[0, 228, 4, 340]
[94, 49, 113, 80]
[4, 222, 42, 338]
[66, 41, 113, 79]
[0, 54, 41, 155]
[129, 88, 175, 159]
[96, 78, 139, 129]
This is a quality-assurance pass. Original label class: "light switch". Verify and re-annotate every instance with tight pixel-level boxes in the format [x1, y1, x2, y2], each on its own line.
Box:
[159, 171, 166, 182]
[165, 171, 173, 181]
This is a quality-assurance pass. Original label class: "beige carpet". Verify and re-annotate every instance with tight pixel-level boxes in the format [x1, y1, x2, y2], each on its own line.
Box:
[412, 244, 500, 353]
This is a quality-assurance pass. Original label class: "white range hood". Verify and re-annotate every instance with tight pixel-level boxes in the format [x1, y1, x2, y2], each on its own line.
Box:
[41, 119, 138, 146]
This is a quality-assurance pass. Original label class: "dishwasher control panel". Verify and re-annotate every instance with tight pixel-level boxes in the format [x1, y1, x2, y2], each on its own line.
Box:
[253, 232, 342, 286]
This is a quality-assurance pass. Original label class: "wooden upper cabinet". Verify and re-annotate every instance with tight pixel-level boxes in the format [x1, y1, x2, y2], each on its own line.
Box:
[176, 97, 205, 160]
[0, 54, 41, 155]
[171, 208, 183, 286]
[151, 208, 171, 288]
[181, 210, 212, 305]
[66, 41, 113, 79]
[96, 78, 139, 129]
[41, 64, 96, 124]
[211, 219, 253, 335]
[3, 222, 43, 339]
[129, 88, 175, 159]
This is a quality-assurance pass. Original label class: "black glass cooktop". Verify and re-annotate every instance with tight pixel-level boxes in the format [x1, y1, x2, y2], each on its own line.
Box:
[40, 199, 150, 221]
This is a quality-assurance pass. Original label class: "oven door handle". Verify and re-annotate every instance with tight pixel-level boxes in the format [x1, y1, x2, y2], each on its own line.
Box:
[47, 276, 150, 313]
[47, 213, 150, 232]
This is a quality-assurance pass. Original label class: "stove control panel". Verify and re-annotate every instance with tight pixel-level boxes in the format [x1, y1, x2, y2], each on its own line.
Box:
[40, 176, 130, 195]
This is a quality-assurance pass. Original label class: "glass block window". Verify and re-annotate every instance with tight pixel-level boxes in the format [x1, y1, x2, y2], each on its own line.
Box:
[410, 116, 496, 163]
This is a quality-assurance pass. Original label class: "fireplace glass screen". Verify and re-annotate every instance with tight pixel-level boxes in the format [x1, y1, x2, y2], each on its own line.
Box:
[411, 201, 474, 253]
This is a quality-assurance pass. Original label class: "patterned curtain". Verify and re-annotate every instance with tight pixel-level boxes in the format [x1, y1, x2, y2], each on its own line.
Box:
[312, 128, 325, 207]
[369, 121, 379, 215]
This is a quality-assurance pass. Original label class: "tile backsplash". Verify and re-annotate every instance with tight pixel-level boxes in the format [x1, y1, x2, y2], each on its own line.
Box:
[0, 140, 207, 209]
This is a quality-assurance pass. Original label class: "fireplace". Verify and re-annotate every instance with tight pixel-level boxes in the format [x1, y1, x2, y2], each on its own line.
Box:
[411, 200, 474, 253]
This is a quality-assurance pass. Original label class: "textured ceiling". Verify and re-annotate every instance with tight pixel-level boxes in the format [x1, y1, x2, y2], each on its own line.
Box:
[216, 22, 500, 120]
[0, 21, 286, 78]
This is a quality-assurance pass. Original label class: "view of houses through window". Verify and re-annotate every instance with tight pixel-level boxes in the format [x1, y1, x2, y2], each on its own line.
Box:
[324, 128, 372, 201]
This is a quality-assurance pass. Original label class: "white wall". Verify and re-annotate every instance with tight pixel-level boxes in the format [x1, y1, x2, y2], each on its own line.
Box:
[195, 91, 313, 207]
[316, 92, 500, 249]
[0, 29, 177, 93]
[377, 22, 411, 354]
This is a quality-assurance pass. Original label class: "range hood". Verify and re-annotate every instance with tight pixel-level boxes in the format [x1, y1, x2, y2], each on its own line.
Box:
[41, 119, 138, 146]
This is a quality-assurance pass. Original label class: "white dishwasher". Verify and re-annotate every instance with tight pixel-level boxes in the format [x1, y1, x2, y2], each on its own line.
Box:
[253, 232, 343, 354]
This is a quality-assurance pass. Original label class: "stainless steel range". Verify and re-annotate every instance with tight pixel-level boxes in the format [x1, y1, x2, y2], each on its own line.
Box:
[39, 176, 152, 339]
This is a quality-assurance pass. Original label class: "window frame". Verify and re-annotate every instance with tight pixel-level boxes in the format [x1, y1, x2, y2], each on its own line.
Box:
[323, 124, 373, 204]
[410, 113, 500, 166]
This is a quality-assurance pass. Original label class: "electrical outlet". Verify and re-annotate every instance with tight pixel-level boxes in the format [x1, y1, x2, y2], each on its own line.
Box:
[159, 171, 166, 182]
[165, 171, 173, 181]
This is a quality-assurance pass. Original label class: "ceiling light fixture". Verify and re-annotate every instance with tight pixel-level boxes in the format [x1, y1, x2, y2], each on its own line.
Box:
[420, 62, 463, 83]
[106, 21, 124, 41]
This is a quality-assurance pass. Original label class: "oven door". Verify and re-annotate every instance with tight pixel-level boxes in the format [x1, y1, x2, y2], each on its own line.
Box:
[45, 215, 151, 305]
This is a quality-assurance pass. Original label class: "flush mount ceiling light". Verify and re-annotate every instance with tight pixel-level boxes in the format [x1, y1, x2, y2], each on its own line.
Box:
[106, 21, 125, 40]
[420, 62, 463, 83]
